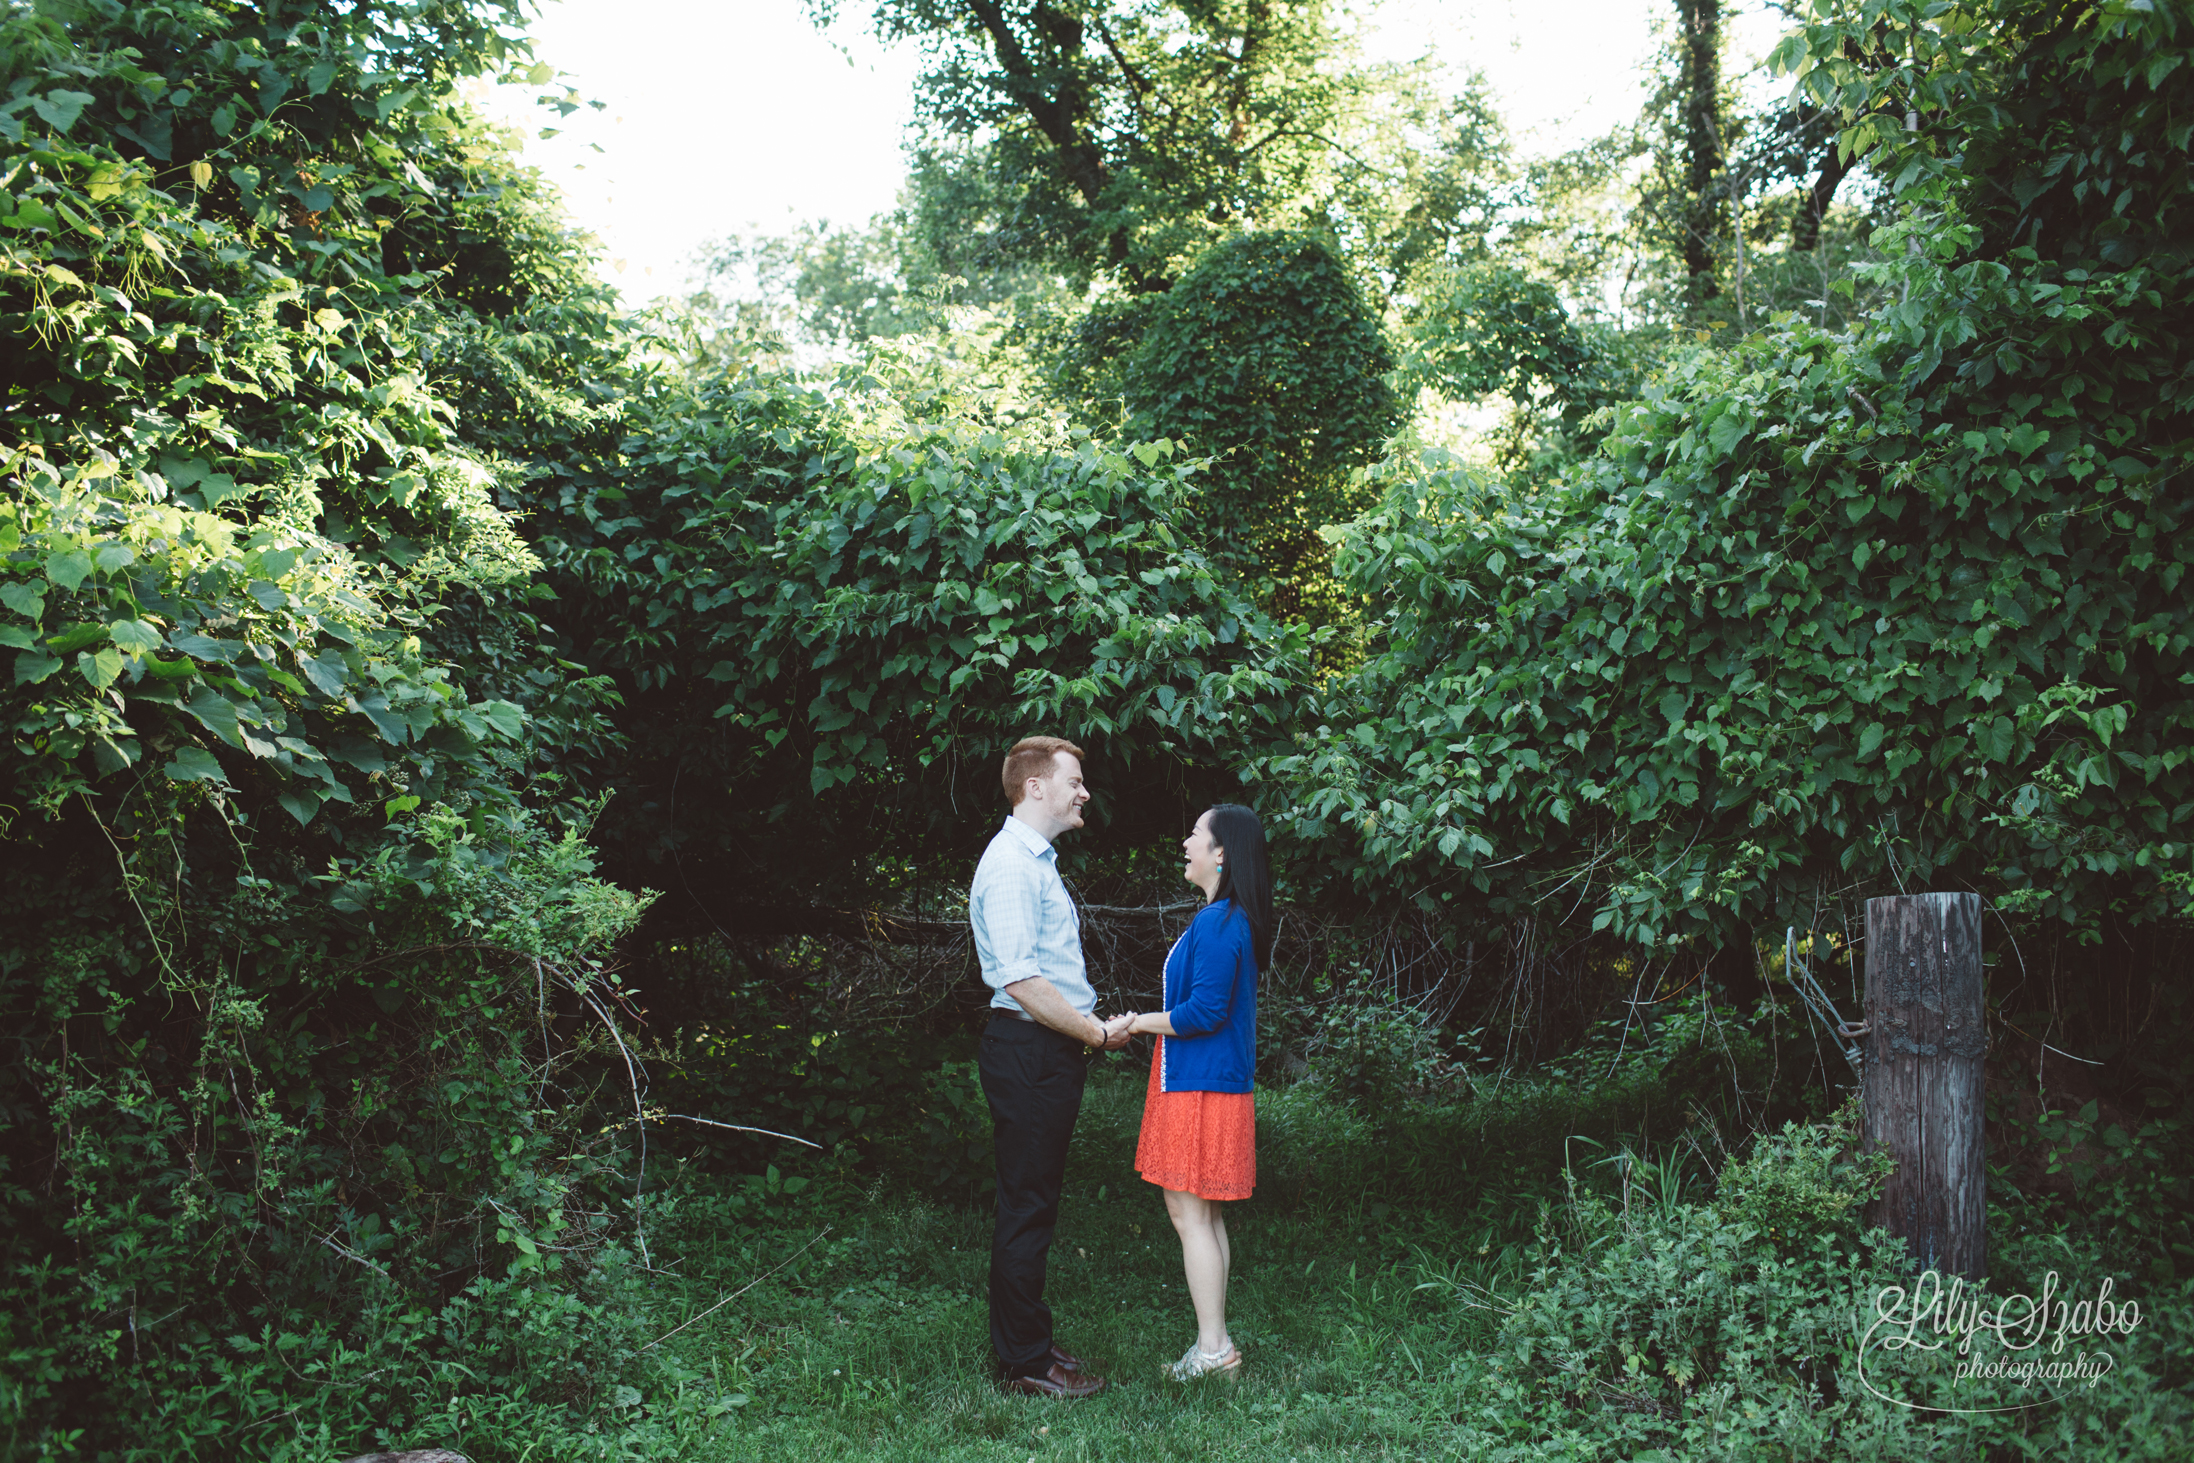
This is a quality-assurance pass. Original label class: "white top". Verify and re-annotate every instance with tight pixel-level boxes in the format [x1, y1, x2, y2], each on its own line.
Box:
[969, 815, 1096, 1017]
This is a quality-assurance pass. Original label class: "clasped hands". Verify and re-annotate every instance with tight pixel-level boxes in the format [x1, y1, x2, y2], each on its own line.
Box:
[1093, 1010, 1143, 1051]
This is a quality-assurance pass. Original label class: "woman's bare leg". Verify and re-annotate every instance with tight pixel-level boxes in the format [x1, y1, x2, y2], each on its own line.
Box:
[1213, 1207, 1231, 1349]
[1163, 1187, 1229, 1355]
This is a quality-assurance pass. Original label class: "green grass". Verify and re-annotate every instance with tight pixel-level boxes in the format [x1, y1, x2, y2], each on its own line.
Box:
[551, 1035, 2193, 1462]
[643, 1068, 1526, 1461]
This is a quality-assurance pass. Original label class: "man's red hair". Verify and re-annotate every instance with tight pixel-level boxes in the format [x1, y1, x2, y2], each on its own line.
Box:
[1002, 736, 1084, 805]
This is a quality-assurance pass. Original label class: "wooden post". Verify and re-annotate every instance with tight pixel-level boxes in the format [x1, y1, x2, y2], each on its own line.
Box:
[1861, 893, 1986, 1280]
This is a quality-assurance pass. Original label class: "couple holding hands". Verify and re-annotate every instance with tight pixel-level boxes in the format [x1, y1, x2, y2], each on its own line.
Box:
[969, 735, 1270, 1397]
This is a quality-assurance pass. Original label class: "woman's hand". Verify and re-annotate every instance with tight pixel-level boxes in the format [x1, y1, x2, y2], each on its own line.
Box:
[1101, 1012, 1138, 1050]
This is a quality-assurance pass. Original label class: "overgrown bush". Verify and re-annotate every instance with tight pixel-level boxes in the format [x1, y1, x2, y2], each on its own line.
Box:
[1439, 1101, 2194, 1459]
[1291, 989, 1448, 1105]
[1263, 0, 2194, 946]
[1712, 1099, 1895, 1256]
[0, 801, 707, 1460]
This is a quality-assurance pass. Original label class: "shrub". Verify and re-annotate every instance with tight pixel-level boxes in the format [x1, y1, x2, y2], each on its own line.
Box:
[1463, 1197, 1920, 1459]
[1713, 1099, 1895, 1256]
[1444, 1102, 2194, 1459]
[0, 803, 703, 1459]
[1289, 987, 1448, 1106]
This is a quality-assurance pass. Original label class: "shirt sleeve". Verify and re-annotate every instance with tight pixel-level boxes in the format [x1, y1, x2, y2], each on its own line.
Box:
[1167, 907, 1247, 1037]
[973, 852, 1047, 992]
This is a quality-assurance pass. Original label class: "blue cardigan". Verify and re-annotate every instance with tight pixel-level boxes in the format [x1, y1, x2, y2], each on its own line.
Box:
[1158, 898, 1259, 1093]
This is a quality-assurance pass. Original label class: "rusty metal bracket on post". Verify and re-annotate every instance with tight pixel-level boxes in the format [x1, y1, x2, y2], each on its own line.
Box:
[1787, 927, 1865, 1073]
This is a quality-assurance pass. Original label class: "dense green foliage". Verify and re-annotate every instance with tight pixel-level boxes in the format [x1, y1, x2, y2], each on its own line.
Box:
[1264, 0, 2194, 945]
[0, 3, 671, 1456]
[504, 346, 1309, 934]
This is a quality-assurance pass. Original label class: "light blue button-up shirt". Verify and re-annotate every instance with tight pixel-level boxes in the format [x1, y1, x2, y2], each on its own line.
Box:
[970, 815, 1096, 1017]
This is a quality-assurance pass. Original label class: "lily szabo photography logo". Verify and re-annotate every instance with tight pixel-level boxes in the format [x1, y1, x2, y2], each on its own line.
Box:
[1858, 1269, 2144, 1414]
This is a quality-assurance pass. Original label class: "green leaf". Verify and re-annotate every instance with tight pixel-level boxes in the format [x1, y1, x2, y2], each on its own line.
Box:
[13, 650, 61, 684]
[44, 550, 92, 592]
[186, 686, 245, 747]
[170, 632, 239, 663]
[0, 581, 46, 620]
[299, 651, 349, 696]
[477, 700, 525, 738]
[165, 746, 228, 783]
[109, 619, 162, 655]
[46, 622, 106, 654]
[354, 691, 409, 744]
[194, 473, 246, 510]
[29, 90, 93, 133]
[1706, 410, 1748, 456]
[326, 733, 388, 773]
[78, 647, 123, 687]
[91, 733, 138, 775]
[0, 626, 34, 649]
[277, 788, 323, 826]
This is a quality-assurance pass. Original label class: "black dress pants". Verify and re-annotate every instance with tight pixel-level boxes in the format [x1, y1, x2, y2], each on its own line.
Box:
[977, 1012, 1088, 1377]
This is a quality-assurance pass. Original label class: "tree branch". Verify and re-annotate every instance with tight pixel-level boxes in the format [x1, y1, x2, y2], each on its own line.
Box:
[964, 0, 1110, 205]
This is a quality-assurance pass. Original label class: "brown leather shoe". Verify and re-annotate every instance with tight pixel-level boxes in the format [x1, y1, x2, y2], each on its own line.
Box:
[1002, 1361, 1106, 1398]
[1047, 1341, 1089, 1372]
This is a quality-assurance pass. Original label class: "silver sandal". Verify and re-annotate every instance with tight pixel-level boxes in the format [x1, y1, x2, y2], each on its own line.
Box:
[1164, 1341, 1243, 1381]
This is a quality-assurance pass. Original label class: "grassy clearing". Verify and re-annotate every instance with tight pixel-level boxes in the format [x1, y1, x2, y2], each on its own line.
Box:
[537, 1022, 2190, 1463]
[645, 1067, 1521, 1462]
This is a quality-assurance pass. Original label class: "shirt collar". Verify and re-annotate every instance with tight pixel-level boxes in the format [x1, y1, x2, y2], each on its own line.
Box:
[1001, 814, 1055, 860]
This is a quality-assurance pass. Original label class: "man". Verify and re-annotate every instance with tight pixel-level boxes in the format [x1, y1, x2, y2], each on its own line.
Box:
[969, 735, 1132, 1398]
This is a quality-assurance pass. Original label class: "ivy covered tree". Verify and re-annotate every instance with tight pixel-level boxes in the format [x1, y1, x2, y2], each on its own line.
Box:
[1048, 230, 1402, 623]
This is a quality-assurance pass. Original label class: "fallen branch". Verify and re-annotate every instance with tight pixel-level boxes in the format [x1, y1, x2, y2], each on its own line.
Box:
[642, 1226, 833, 1351]
[653, 1112, 821, 1149]
[317, 1230, 392, 1279]
[581, 987, 651, 1266]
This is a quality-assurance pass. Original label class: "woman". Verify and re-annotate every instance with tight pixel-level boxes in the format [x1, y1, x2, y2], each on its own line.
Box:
[1118, 803, 1271, 1381]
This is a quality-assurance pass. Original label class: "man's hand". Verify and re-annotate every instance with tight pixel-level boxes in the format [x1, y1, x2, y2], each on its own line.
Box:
[1002, 976, 1109, 1048]
[1101, 1012, 1138, 1051]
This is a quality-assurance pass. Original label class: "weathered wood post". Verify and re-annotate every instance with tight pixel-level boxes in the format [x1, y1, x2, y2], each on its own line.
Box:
[1861, 893, 1986, 1279]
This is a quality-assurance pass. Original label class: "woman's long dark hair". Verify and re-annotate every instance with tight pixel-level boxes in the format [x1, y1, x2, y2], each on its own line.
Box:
[1206, 803, 1273, 968]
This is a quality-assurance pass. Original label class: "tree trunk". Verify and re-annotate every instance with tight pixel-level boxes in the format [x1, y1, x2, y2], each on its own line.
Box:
[1861, 892, 1987, 1280]
[1792, 142, 1852, 252]
[1676, 0, 1723, 304]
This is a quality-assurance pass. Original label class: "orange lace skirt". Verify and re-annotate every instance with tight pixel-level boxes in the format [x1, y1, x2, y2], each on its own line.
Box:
[1133, 1037, 1256, 1201]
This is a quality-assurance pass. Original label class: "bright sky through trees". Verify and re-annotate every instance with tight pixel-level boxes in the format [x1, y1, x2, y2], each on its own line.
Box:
[490, 0, 1786, 302]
